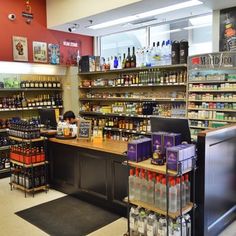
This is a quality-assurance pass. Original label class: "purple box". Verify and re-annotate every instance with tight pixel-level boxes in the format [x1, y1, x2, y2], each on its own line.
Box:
[164, 133, 181, 148]
[166, 144, 196, 171]
[127, 140, 143, 162]
[142, 138, 152, 160]
[152, 132, 167, 152]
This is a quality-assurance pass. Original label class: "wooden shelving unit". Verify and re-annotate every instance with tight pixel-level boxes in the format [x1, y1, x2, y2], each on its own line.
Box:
[10, 160, 48, 168]
[10, 182, 49, 193]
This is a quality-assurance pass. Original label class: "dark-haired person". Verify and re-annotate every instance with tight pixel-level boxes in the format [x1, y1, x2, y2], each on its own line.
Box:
[63, 110, 78, 124]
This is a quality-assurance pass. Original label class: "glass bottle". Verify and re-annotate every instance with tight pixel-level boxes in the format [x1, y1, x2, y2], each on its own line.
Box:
[125, 47, 131, 68]
[122, 53, 126, 69]
[130, 46, 136, 68]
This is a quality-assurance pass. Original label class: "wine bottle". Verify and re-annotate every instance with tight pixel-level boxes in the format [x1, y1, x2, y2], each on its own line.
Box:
[125, 47, 131, 68]
[130, 47, 136, 68]
[122, 53, 126, 69]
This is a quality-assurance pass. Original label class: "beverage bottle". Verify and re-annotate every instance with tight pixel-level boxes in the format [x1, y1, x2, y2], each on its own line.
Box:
[122, 53, 126, 69]
[160, 40, 166, 65]
[165, 40, 172, 65]
[140, 171, 147, 203]
[176, 177, 181, 211]
[130, 206, 139, 236]
[145, 47, 151, 67]
[146, 174, 154, 205]
[130, 46, 136, 68]
[150, 42, 156, 67]
[125, 47, 131, 68]
[184, 214, 191, 236]
[154, 175, 161, 208]
[181, 176, 186, 208]
[160, 178, 167, 211]
[136, 48, 141, 68]
[138, 209, 147, 236]
[185, 174, 191, 205]
[129, 169, 135, 200]
[169, 179, 178, 213]
[177, 217, 187, 236]
[155, 41, 161, 66]
[158, 217, 167, 236]
[134, 168, 141, 200]
[146, 212, 157, 236]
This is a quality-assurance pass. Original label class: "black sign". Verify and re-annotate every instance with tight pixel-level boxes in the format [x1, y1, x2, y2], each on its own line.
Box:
[78, 120, 91, 139]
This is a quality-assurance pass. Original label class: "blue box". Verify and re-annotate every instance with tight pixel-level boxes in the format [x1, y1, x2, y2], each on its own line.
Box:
[164, 133, 181, 148]
[127, 140, 143, 162]
[152, 132, 167, 152]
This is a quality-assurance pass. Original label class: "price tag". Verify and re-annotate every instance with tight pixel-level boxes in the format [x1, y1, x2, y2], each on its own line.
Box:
[171, 98, 175, 101]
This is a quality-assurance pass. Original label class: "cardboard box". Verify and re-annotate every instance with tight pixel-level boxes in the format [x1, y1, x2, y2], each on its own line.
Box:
[164, 133, 181, 148]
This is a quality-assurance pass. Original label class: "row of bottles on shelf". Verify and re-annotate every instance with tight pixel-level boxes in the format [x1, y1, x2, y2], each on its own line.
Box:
[190, 120, 227, 129]
[189, 72, 236, 82]
[188, 102, 236, 110]
[11, 165, 46, 189]
[129, 169, 191, 212]
[10, 146, 45, 164]
[83, 91, 185, 100]
[91, 117, 151, 132]
[81, 70, 187, 87]
[9, 119, 41, 139]
[0, 93, 63, 109]
[0, 152, 10, 170]
[102, 40, 188, 71]
[189, 83, 236, 91]
[103, 131, 140, 142]
[20, 77, 61, 89]
[189, 93, 236, 101]
[81, 102, 186, 117]
[0, 136, 13, 147]
[129, 207, 191, 236]
[188, 111, 236, 121]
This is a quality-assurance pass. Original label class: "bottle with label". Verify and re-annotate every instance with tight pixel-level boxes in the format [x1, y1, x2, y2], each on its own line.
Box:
[138, 209, 147, 236]
[140, 171, 147, 203]
[122, 53, 126, 69]
[146, 174, 154, 205]
[43, 77, 48, 88]
[129, 207, 139, 236]
[125, 48, 131, 68]
[130, 47, 136, 68]
[158, 217, 167, 236]
[134, 168, 141, 200]
[184, 214, 191, 236]
[176, 177, 181, 211]
[146, 212, 157, 236]
[181, 176, 187, 208]
[154, 175, 161, 208]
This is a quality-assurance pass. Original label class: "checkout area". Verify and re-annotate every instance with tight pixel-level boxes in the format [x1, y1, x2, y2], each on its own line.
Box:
[39, 109, 236, 236]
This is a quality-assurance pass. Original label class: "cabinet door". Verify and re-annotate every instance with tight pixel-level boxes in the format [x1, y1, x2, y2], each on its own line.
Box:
[112, 160, 128, 205]
[79, 150, 108, 199]
[49, 143, 78, 193]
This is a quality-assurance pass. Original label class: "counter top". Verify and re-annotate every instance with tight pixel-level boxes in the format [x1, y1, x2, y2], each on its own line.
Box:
[49, 138, 127, 156]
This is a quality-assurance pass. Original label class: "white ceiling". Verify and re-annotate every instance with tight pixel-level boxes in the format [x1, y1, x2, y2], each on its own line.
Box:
[48, 0, 236, 36]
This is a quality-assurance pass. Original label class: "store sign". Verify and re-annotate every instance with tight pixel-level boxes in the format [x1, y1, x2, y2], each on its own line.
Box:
[189, 52, 236, 69]
[62, 40, 81, 47]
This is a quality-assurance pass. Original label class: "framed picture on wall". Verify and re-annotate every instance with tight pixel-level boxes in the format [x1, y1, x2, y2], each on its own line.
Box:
[12, 36, 28, 61]
[33, 41, 47, 63]
[48, 44, 60, 64]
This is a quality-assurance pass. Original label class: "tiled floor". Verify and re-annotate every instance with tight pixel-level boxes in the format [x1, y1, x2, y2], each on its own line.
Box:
[0, 177, 235, 236]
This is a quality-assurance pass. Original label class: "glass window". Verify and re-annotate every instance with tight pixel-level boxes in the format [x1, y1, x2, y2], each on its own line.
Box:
[100, 28, 147, 60]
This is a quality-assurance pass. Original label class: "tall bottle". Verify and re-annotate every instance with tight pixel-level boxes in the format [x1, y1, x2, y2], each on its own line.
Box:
[140, 171, 147, 203]
[146, 174, 154, 205]
[146, 212, 157, 236]
[160, 178, 167, 211]
[181, 176, 186, 208]
[134, 168, 141, 200]
[129, 169, 135, 200]
[185, 174, 191, 205]
[122, 53, 126, 69]
[154, 175, 162, 208]
[176, 177, 181, 211]
[130, 207, 139, 236]
[130, 47, 136, 68]
[169, 180, 177, 213]
[125, 47, 131, 68]
[138, 209, 147, 236]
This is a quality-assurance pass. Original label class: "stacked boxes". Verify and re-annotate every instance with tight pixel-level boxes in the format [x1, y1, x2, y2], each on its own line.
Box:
[166, 144, 196, 172]
[79, 56, 100, 72]
[127, 137, 152, 162]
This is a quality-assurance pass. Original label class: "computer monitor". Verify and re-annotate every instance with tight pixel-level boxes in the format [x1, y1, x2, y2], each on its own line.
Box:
[150, 116, 191, 143]
[39, 108, 57, 129]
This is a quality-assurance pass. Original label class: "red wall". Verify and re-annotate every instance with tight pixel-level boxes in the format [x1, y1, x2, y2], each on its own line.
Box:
[0, 0, 93, 65]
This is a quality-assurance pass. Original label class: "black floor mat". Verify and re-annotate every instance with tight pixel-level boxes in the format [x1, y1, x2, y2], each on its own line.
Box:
[15, 196, 120, 236]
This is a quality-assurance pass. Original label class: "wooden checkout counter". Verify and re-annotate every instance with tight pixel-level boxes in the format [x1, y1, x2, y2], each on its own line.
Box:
[48, 138, 128, 215]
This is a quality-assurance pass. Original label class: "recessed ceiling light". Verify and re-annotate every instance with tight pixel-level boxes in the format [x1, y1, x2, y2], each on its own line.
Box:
[88, 0, 203, 29]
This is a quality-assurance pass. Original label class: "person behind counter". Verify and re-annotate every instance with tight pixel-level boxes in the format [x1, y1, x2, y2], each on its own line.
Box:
[63, 110, 79, 125]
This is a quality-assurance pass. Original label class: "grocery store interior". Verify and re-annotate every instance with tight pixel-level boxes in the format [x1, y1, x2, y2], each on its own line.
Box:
[0, 0, 236, 236]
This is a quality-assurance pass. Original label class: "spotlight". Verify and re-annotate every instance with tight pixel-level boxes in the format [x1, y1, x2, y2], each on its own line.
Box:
[68, 24, 79, 32]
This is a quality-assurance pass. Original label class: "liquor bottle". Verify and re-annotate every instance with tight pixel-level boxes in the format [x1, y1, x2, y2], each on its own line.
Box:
[25, 79, 30, 88]
[43, 77, 48, 88]
[122, 53, 126, 69]
[30, 78, 35, 88]
[43, 95, 48, 106]
[125, 47, 131, 68]
[130, 47, 136, 68]
[20, 80, 26, 88]
[47, 94, 51, 106]
[51, 95, 55, 106]
[21, 92, 27, 107]
[56, 78, 61, 88]
[48, 77, 52, 88]
[34, 78, 39, 88]
[39, 77, 44, 88]
[52, 78, 57, 88]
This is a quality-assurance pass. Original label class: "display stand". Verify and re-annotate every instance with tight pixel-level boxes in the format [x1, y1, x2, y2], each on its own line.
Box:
[124, 154, 196, 236]
[9, 135, 49, 197]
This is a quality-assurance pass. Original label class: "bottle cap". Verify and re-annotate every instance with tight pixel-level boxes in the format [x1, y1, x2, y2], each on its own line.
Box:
[148, 174, 152, 181]
[171, 180, 175, 186]
[176, 177, 180, 184]
[181, 176, 185, 181]
[185, 174, 189, 181]
[156, 176, 160, 183]
[130, 169, 134, 176]
[162, 178, 166, 185]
